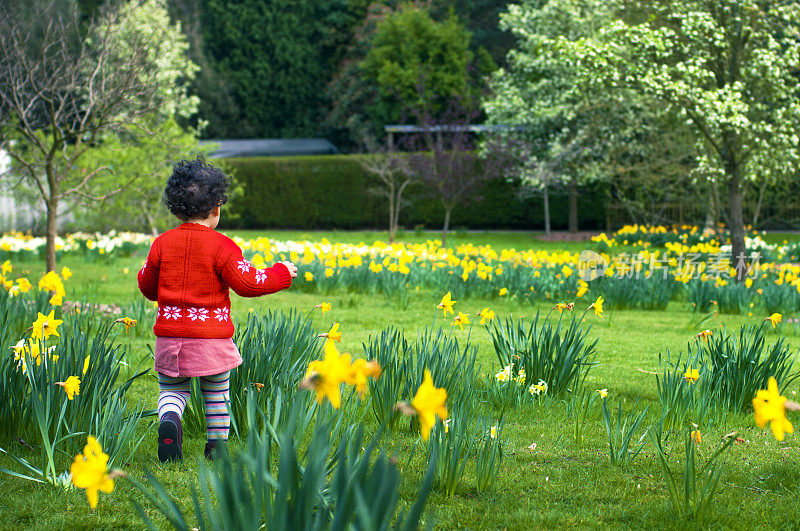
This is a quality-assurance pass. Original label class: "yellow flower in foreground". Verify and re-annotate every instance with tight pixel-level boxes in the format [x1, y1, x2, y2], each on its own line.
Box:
[56, 376, 81, 400]
[31, 310, 63, 341]
[691, 430, 702, 444]
[347, 358, 381, 396]
[410, 370, 448, 441]
[302, 339, 351, 408]
[477, 307, 495, 325]
[1, 260, 10, 275]
[60, 266, 72, 280]
[70, 437, 114, 509]
[765, 313, 782, 328]
[304, 271, 314, 282]
[327, 322, 342, 342]
[683, 366, 700, 383]
[115, 317, 137, 333]
[753, 377, 795, 441]
[498, 287, 508, 296]
[451, 312, 470, 330]
[437, 292, 456, 315]
[589, 296, 604, 317]
[316, 302, 332, 315]
[597, 388, 608, 398]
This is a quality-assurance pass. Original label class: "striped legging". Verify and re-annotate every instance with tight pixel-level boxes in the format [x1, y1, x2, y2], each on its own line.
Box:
[157, 371, 231, 441]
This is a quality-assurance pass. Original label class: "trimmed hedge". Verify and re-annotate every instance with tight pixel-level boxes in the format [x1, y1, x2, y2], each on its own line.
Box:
[221, 155, 606, 231]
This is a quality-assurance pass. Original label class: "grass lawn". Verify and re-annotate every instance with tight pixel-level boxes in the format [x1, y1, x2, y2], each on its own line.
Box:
[2, 230, 800, 529]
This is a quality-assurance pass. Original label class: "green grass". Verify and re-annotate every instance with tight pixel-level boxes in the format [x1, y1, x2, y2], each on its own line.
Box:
[2, 231, 800, 529]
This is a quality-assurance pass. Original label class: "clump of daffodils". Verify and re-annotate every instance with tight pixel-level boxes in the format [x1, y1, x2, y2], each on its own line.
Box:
[495, 363, 526, 385]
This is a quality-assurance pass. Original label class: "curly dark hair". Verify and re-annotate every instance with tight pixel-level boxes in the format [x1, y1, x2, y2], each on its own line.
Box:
[163, 156, 230, 221]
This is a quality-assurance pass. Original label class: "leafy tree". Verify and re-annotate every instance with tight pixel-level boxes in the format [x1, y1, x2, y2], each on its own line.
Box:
[78, 117, 208, 235]
[361, 5, 473, 125]
[194, 0, 360, 138]
[0, 0, 198, 271]
[529, 0, 800, 271]
[484, 0, 622, 233]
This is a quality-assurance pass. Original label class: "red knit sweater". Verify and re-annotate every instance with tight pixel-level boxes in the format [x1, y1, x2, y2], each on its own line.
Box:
[137, 223, 292, 338]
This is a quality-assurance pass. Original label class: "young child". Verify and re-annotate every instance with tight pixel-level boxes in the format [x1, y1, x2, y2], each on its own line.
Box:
[137, 157, 297, 462]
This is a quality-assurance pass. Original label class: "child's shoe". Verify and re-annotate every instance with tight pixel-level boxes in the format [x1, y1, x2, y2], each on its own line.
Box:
[158, 411, 183, 462]
[204, 439, 225, 461]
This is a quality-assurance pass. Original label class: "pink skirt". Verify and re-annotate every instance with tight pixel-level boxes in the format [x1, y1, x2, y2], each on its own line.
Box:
[154, 336, 242, 377]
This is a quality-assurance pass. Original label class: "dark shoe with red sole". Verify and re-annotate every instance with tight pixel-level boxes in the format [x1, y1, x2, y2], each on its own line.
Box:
[158, 412, 183, 462]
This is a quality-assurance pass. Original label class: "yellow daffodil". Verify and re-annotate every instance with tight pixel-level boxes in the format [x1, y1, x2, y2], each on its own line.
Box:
[60, 266, 72, 280]
[346, 358, 381, 396]
[301, 339, 352, 408]
[498, 287, 508, 296]
[83, 355, 91, 375]
[696, 329, 713, 341]
[437, 292, 456, 315]
[576, 279, 588, 298]
[451, 312, 470, 330]
[70, 437, 115, 509]
[490, 425, 498, 439]
[529, 380, 547, 396]
[690, 429, 702, 444]
[304, 271, 314, 281]
[765, 313, 782, 328]
[327, 322, 342, 342]
[477, 307, 495, 325]
[597, 388, 608, 398]
[589, 296, 604, 317]
[115, 317, 137, 333]
[31, 310, 63, 341]
[316, 302, 332, 315]
[0, 260, 10, 275]
[16, 277, 32, 293]
[409, 370, 448, 441]
[683, 365, 700, 383]
[56, 376, 81, 400]
[553, 302, 574, 313]
[753, 377, 795, 441]
[38, 270, 62, 292]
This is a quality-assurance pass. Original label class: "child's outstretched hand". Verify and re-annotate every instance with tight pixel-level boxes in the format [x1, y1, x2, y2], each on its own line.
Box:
[280, 261, 298, 278]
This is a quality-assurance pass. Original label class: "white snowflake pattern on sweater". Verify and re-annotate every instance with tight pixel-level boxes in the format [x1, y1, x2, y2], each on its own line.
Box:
[162, 306, 182, 320]
[187, 307, 210, 321]
[237, 259, 252, 274]
[255, 269, 269, 283]
[214, 307, 230, 322]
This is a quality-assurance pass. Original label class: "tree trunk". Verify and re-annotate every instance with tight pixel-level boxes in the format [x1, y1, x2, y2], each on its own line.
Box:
[568, 175, 578, 233]
[543, 172, 551, 239]
[442, 206, 451, 248]
[728, 169, 746, 281]
[45, 199, 58, 273]
[388, 182, 396, 243]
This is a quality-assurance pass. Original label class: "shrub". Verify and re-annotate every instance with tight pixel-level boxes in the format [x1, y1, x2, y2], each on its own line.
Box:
[487, 313, 596, 398]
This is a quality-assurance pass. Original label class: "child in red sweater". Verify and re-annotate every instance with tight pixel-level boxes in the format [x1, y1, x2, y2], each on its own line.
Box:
[138, 157, 297, 462]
